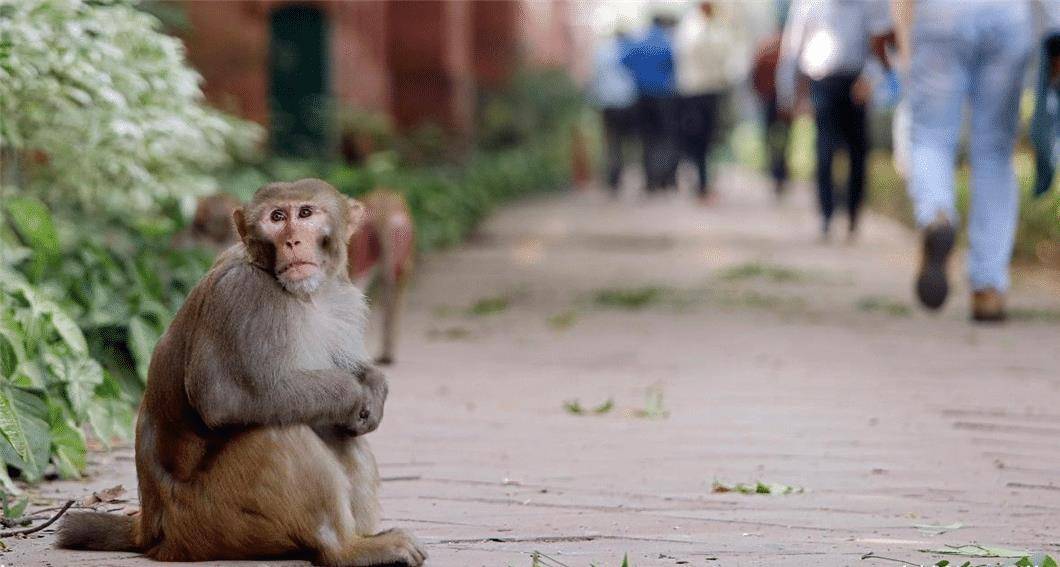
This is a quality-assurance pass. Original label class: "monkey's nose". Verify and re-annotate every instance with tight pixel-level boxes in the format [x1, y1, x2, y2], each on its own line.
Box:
[285, 239, 301, 249]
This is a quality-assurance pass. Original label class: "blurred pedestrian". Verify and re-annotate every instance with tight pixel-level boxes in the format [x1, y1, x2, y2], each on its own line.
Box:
[622, 14, 679, 193]
[589, 28, 639, 195]
[675, 1, 748, 204]
[751, 12, 791, 197]
[777, 0, 892, 240]
[897, 0, 1033, 321]
[1029, 1, 1060, 199]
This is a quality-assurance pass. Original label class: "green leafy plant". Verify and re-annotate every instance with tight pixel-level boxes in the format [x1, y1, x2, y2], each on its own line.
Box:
[0, 0, 261, 211]
[0, 270, 134, 489]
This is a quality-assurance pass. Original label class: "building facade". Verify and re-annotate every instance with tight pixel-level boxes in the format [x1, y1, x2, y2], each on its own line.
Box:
[177, 0, 585, 155]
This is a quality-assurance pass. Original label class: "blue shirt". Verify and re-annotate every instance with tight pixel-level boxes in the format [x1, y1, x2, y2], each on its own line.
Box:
[621, 25, 676, 97]
[589, 38, 638, 109]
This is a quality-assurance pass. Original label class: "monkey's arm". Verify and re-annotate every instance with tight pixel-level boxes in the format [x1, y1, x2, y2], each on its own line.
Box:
[185, 336, 385, 431]
[182, 268, 387, 430]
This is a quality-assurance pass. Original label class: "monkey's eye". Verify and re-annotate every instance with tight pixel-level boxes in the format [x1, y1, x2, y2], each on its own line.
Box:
[298, 206, 313, 219]
[270, 209, 286, 222]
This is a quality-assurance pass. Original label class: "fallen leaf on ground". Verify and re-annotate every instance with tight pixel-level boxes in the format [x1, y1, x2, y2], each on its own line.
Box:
[712, 480, 803, 495]
[915, 522, 964, 535]
[82, 484, 126, 507]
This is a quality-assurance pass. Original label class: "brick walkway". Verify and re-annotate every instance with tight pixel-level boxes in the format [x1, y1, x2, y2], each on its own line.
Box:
[11, 168, 1060, 566]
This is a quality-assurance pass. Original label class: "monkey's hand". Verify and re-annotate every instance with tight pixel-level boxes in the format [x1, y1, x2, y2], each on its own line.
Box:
[340, 365, 388, 437]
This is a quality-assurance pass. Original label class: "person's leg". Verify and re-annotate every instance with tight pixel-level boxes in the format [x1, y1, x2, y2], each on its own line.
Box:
[763, 98, 788, 194]
[907, 10, 969, 308]
[659, 95, 682, 190]
[844, 79, 869, 234]
[602, 108, 622, 192]
[810, 79, 839, 235]
[680, 94, 709, 196]
[908, 13, 967, 228]
[965, 5, 1032, 313]
[638, 97, 659, 191]
[698, 93, 722, 198]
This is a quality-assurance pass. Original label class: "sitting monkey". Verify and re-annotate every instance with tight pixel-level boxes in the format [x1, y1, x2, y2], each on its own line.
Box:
[57, 179, 426, 566]
[347, 189, 415, 365]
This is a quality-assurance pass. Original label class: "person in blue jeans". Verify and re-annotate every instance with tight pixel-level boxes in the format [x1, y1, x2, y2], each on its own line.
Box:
[900, 1, 1033, 322]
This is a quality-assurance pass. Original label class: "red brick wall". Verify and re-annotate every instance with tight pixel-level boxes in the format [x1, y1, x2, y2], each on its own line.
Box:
[181, 2, 270, 124]
[178, 0, 583, 138]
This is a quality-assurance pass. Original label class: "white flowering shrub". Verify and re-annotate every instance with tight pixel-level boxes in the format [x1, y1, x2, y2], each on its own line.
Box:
[0, 0, 262, 210]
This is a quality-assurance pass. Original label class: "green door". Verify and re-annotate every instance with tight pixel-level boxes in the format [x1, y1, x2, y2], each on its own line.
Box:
[269, 5, 329, 157]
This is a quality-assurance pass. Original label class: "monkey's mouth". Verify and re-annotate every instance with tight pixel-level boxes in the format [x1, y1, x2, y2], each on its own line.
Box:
[277, 261, 319, 279]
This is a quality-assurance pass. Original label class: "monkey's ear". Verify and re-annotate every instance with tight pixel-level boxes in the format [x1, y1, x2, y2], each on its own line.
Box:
[232, 208, 249, 242]
[346, 198, 366, 241]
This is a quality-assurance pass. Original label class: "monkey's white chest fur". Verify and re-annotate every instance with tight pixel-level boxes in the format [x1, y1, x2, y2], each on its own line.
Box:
[289, 282, 370, 370]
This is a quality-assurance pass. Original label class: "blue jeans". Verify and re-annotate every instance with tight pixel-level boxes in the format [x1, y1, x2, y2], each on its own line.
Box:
[907, 1, 1032, 292]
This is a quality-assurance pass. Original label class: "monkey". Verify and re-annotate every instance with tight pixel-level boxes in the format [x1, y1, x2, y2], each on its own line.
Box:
[56, 179, 427, 566]
[170, 193, 242, 252]
[177, 188, 415, 365]
[347, 189, 415, 365]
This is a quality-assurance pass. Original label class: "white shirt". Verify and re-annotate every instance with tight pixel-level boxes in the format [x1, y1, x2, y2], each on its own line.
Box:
[674, 5, 749, 96]
[777, 0, 892, 108]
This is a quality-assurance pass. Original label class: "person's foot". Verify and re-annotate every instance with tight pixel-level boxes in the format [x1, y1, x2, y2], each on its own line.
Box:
[846, 218, 859, 244]
[915, 217, 955, 310]
[971, 289, 1006, 323]
[819, 218, 832, 243]
[697, 191, 718, 207]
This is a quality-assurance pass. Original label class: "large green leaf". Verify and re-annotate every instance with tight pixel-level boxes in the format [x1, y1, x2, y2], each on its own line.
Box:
[0, 334, 18, 379]
[0, 386, 34, 466]
[44, 302, 88, 355]
[44, 351, 103, 418]
[48, 402, 86, 479]
[3, 196, 59, 258]
[128, 316, 159, 383]
[86, 398, 135, 449]
[0, 385, 50, 481]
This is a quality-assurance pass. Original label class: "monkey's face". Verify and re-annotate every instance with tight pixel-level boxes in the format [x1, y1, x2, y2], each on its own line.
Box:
[235, 179, 367, 297]
[256, 201, 336, 295]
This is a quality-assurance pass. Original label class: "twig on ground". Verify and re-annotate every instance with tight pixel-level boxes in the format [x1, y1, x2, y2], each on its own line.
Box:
[0, 500, 74, 538]
[861, 552, 922, 566]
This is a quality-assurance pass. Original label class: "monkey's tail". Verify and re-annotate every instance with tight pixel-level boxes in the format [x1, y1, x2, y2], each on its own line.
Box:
[55, 510, 143, 552]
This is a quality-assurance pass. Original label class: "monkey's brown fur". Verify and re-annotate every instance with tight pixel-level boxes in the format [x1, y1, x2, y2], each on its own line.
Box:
[57, 179, 426, 566]
[170, 193, 241, 251]
[347, 189, 415, 365]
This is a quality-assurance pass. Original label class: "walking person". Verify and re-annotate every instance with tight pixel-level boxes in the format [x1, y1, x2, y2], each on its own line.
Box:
[589, 28, 638, 195]
[777, 0, 892, 240]
[622, 14, 679, 193]
[674, 1, 747, 204]
[895, 0, 1033, 321]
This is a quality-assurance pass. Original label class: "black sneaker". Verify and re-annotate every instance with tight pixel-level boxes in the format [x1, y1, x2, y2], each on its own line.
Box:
[916, 219, 956, 310]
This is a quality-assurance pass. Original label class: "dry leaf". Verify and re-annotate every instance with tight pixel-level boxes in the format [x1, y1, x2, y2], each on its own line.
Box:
[82, 485, 126, 507]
